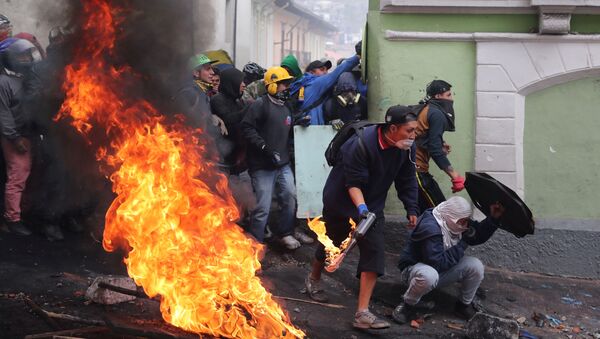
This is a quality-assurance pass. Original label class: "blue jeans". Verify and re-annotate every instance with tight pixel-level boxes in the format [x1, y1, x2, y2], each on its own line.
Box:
[248, 165, 296, 242]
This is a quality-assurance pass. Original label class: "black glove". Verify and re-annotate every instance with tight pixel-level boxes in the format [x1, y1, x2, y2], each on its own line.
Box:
[355, 40, 362, 57]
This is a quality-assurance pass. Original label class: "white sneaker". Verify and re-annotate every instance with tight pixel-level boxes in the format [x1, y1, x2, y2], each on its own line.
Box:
[280, 235, 301, 250]
[294, 231, 314, 244]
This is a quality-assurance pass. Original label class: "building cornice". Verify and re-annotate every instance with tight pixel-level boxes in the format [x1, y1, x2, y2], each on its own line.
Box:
[384, 30, 600, 42]
[379, 0, 600, 14]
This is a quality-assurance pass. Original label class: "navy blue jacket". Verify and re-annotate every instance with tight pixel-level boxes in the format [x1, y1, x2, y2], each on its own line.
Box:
[399, 209, 499, 273]
[415, 101, 453, 171]
[322, 125, 418, 220]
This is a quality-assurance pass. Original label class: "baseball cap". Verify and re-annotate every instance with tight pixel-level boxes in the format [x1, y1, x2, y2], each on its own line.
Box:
[426, 80, 452, 97]
[384, 105, 418, 125]
[305, 58, 332, 73]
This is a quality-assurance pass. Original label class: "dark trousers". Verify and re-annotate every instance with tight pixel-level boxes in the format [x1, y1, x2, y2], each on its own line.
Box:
[417, 171, 446, 214]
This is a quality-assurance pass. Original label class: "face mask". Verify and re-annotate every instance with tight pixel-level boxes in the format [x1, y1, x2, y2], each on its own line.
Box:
[430, 99, 455, 132]
[394, 138, 414, 150]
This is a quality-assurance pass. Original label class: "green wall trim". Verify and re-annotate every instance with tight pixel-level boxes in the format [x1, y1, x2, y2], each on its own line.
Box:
[571, 15, 600, 34]
[378, 13, 538, 33]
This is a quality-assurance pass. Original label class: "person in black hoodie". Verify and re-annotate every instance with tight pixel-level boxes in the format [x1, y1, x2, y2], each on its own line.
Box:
[415, 80, 465, 213]
[322, 72, 368, 129]
[241, 66, 301, 250]
[210, 67, 247, 173]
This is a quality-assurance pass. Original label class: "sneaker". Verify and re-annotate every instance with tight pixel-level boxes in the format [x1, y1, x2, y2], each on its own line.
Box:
[353, 310, 390, 329]
[6, 221, 32, 236]
[454, 300, 478, 320]
[294, 231, 314, 244]
[392, 301, 414, 324]
[392, 300, 435, 324]
[42, 224, 64, 241]
[280, 235, 300, 250]
[303, 275, 328, 302]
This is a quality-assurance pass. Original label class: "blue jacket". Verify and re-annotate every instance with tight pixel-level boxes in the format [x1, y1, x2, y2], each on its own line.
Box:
[399, 209, 499, 273]
[322, 125, 418, 220]
[290, 55, 360, 125]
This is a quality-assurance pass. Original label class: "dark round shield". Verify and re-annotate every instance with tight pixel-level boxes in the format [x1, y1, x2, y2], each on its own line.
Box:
[465, 172, 534, 238]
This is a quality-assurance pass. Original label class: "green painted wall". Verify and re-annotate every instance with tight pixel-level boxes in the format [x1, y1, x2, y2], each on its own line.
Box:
[367, 11, 482, 214]
[524, 77, 600, 219]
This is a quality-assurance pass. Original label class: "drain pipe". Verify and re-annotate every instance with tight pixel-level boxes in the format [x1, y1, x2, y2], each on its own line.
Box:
[233, 0, 238, 65]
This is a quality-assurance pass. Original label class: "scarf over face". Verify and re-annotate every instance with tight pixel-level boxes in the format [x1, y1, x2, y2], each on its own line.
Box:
[432, 196, 472, 250]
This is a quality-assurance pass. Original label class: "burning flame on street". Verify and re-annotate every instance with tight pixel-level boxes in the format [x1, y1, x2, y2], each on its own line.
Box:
[307, 217, 355, 266]
[57, 1, 304, 337]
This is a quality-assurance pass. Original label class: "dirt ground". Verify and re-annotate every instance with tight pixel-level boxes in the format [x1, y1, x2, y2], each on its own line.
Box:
[1, 220, 599, 339]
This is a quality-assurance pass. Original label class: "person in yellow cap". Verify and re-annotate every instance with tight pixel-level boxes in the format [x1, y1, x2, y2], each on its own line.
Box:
[241, 67, 303, 250]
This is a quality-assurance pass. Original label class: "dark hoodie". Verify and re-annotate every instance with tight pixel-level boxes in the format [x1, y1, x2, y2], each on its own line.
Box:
[322, 72, 367, 124]
[210, 68, 248, 173]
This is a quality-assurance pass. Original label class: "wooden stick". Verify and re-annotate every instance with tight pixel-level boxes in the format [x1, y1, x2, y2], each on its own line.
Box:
[98, 282, 149, 299]
[24, 297, 61, 330]
[24, 326, 109, 339]
[273, 295, 345, 309]
[44, 311, 105, 326]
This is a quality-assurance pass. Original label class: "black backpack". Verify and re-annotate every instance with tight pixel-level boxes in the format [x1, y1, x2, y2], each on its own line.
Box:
[324, 120, 374, 166]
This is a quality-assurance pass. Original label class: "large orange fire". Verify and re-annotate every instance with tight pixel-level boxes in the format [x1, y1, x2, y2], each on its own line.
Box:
[57, 1, 304, 337]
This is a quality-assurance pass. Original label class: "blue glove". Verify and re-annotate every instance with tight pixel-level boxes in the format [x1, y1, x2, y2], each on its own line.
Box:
[357, 203, 369, 219]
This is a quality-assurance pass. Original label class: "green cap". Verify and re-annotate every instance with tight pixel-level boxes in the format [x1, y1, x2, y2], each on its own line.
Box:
[189, 54, 217, 70]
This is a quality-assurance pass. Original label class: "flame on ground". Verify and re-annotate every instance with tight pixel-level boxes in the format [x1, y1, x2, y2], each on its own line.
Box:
[57, 0, 304, 337]
[307, 217, 355, 266]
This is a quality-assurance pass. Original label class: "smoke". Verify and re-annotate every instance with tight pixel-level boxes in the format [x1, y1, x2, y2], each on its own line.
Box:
[22, 0, 220, 231]
[115, 0, 215, 111]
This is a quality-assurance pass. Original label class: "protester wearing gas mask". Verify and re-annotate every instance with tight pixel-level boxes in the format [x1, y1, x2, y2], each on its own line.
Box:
[414, 80, 465, 214]
[393, 196, 504, 324]
[323, 72, 367, 130]
[241, 67, 303, 250]
[304, 105, 419, 330]
[0, 38, 42, 236]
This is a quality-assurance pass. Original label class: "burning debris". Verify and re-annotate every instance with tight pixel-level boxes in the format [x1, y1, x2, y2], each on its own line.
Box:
[54, 0, 304, 337]
[307, 216, 356, 268]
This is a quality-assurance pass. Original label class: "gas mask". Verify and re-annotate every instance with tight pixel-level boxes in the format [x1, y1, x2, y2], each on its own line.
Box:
[273, 88, 291, 102]
[336, 91, 360, 107]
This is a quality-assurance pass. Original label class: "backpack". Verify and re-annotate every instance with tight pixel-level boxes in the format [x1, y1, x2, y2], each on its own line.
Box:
[324, 120, 374, 166]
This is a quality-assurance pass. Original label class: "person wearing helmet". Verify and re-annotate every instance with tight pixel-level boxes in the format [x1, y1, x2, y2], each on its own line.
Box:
[241, 66, 302, 250]
[0, 14, 12, 42]
[173, 53, 227, 137]
[414, 80, 465, 214]
[242, 62, 266, 85]
[0, 38, 41, 236]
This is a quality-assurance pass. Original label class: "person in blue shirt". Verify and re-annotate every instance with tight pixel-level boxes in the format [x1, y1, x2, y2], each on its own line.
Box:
[290, 52, 361, 126]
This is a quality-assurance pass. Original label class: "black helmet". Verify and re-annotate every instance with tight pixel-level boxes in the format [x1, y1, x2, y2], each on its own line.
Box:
[243, 62, 266, 84]
[0, 14, 12, 41]
[0, 38, 41, 74]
